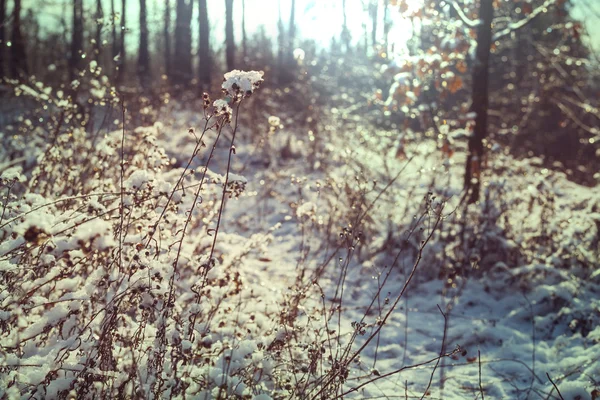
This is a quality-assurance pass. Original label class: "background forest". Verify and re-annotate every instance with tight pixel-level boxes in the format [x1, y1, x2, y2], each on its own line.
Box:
[0, 0, 599, 399]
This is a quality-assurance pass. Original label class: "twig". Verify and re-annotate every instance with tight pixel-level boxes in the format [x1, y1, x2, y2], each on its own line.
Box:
[420, 305, 449, 400]
[546, 372, 565, 400]
[479, 350, 485, 400]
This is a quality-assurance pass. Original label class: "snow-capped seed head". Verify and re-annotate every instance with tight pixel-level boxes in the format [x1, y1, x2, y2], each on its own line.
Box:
[213, 99, 233, 122]
[222, 70, 264, 100]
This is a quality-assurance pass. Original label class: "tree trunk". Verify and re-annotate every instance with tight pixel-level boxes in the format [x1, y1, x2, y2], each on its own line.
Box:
[111, 0, 118, 60]
[370, 0, 377, 49]
[198, 0, 210, 86]
[277, 0, 283, 82]
[117, 0, 127, 82]
[383, 0, 390, 55]
[174, 0, 192, 84]
[0, 0, 6, 77]
[225, 0, 234, 71]
[138, 0, 150, 88]
[465, 0, 493, 203]
[95, 0, 103, 58]
[289, 0, 296, 52]
[70, 0, 84, 82]
[164, 0, 171, 79]
[341, 0, 350, 52]
[10, 0, 27, 78]
[241, 0, 247, 63]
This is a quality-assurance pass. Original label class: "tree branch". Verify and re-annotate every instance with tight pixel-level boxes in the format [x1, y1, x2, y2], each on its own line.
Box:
[492, 0, 557, 41]
[451, 1, 481, 28]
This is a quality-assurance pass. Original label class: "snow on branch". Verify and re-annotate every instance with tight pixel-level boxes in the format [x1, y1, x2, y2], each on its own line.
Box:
[492, 0, 557, 41]
[450, 1, 482, 28]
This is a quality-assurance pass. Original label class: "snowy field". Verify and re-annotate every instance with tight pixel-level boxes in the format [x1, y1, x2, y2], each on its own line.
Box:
[1, 68, 599, 400]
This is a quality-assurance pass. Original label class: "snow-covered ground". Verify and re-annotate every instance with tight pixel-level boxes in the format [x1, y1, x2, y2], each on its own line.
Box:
[0, 68, 599, 399]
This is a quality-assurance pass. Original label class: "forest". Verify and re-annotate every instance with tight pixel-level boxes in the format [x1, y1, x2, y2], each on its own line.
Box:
[0, 0, 599, 398]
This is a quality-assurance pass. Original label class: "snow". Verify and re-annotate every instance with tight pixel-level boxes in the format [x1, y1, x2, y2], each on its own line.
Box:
[1, 67, 598, 400]
[222, 70, 264, 99]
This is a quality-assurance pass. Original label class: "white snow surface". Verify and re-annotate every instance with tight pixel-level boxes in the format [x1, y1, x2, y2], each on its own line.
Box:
[1, 78, 599, 400]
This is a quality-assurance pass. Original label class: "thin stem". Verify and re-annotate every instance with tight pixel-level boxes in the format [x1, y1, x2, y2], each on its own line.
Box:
[208, 100, 242, 261]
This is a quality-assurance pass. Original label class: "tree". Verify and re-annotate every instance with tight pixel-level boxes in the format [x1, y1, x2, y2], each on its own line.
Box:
[383, 0, 586, 202]
[369, 0, 378, 49]
[10, 0, 28, 78]
[164, 0, 171, 79]
[464, 0, 493, 203]
[174, 0, 192, 84]
[111, 0, 118, 62]
[198, 0, 210, 86]
[341, 0, 350, 52]
[225, 0, 234, 71]
[69, 0, 84, 81]
[289, 0, 296, 55]
[0, 0, 6, 77]
[95, 0, 104, 59]
[138, 0, 150, 88]
[118, 0, 127, 82]
[241, 0, 247, 62]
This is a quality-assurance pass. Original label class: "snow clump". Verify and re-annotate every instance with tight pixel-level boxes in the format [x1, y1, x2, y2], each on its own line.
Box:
[222, 70, 264, 100]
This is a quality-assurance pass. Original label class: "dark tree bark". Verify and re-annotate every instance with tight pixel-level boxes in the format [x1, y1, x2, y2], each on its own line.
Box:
[164, 0, 171, 79]
[70, 0, 84, 81]
[198, 0, 210, 86]
[138, 0, 150, 88]
[0, 0, 6, 77]
[465, 0, 493, 203]
[225, 0, 234, 71]
[174, 0, 192, 84]
[95, 0, 104, 58]
[10, 0, 28, 78]
[278, 0, 295, 84]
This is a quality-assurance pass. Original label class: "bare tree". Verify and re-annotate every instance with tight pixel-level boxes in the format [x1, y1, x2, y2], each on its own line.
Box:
[111, 0, 118, 61]
[383, 0, 390, 54]
[241, 0, 247, 62]
[10, 0, 28, 78]
[118, 0, 127, 82]
[341, 0, 350, 52]
[277, 0, 283, 79]
[164, 0, 171, 79]
[225, 0, 234, 71]
[95, 0, 104, 58]
[289, 0, 296, 53]
[174, 0, 192, 84]
[138, 0, 150, 88]
[0, 0, 6, 77]
[70, 0, 84, 82]
[464, 0, 493, 203]
[198, 0, 210, 86]
[369, 0, 377, 49]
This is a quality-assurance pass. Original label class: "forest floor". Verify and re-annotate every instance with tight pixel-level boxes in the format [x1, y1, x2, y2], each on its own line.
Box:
[1, 65, 599, 399]
[151, 68, 600, 398]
